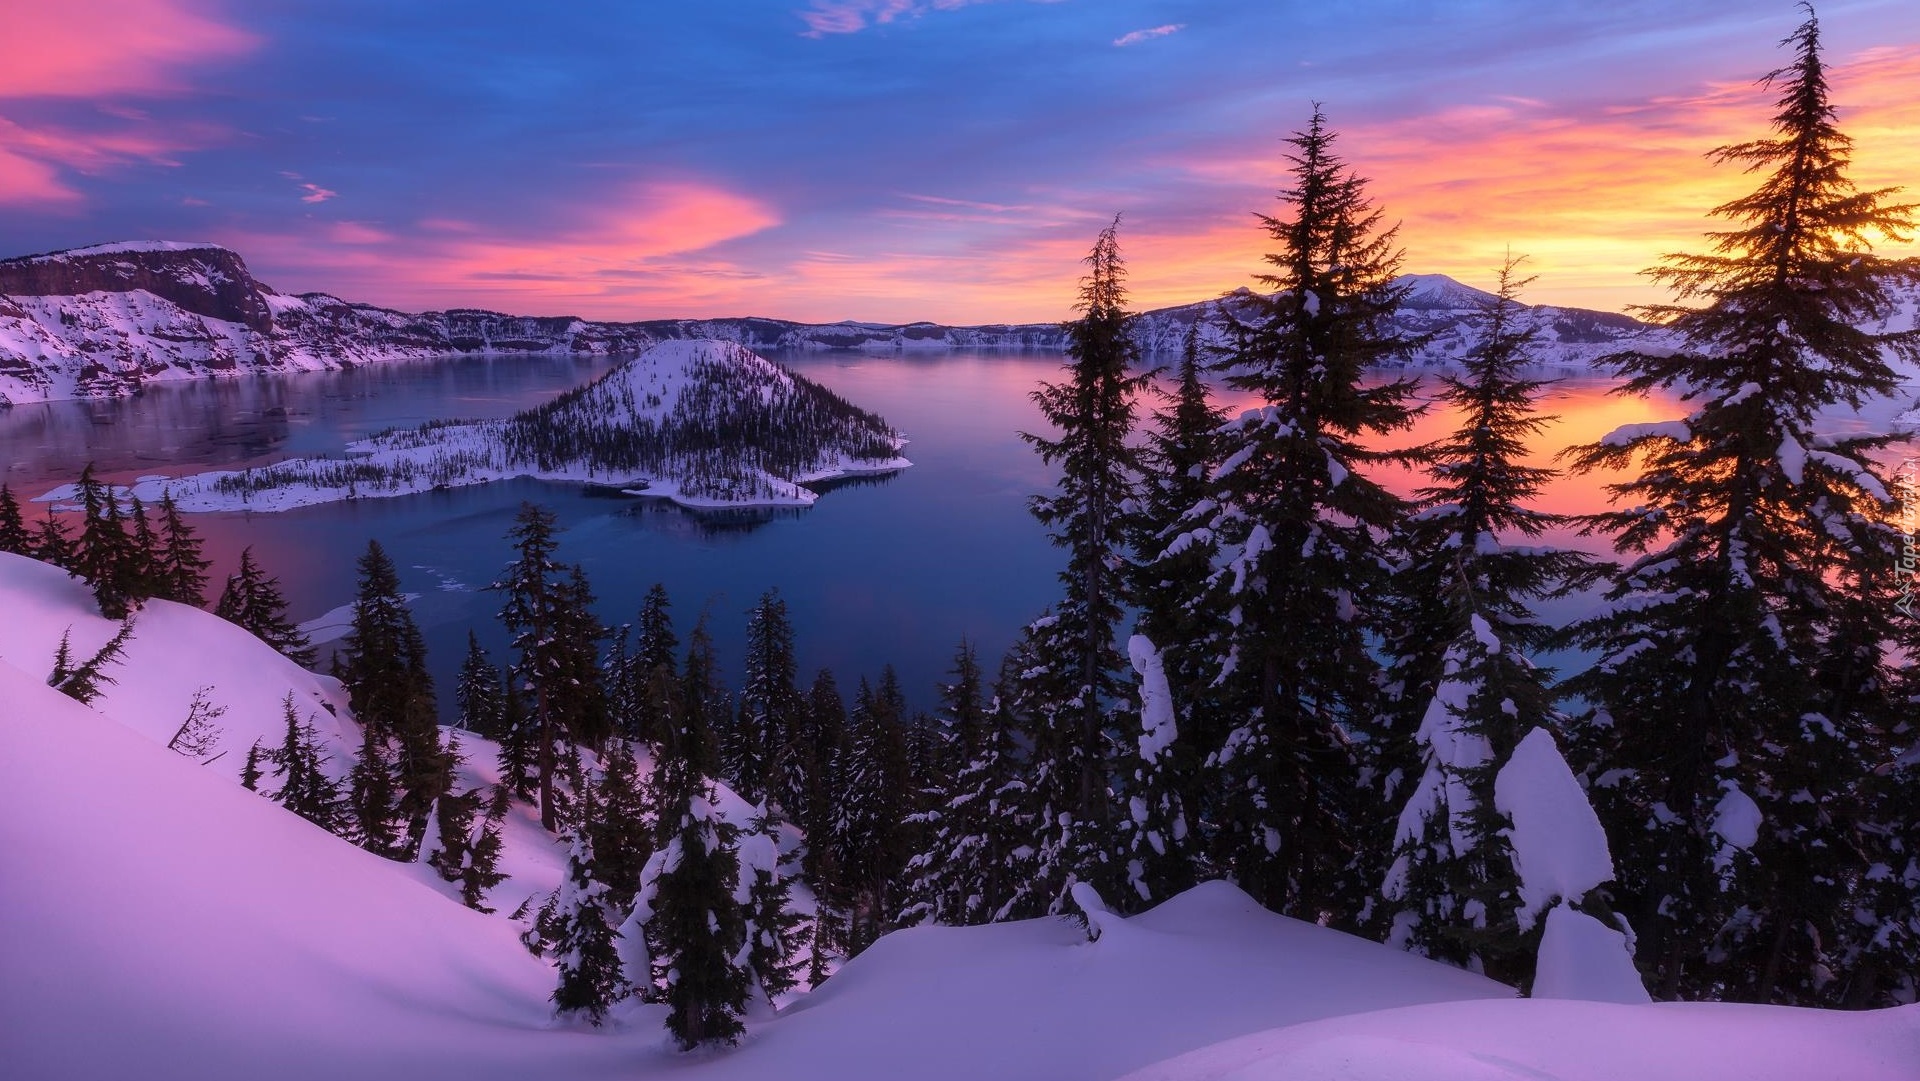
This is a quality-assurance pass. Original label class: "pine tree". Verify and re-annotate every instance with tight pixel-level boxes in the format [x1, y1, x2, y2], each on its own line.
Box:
[337, 539, 445, 855]
[738, 807, 809, 1005]
[799, 667, 849, 977]
[46, 619, 135, 705]
[459, 784, 513, 911]
[1377, 257, 1597, 979]
[551, 825, 627, 1026]
[733, 589, 804, 810]
[214, 548, 316, 667]
[166, 685, 227, 762]
[626, 583, 681, 745]
[638, 786, 751, 1049]
[270, 692, 347, 834]
[33, 510, 75, 570]
[0, 484, 30, 556]
[496, 679, 538, 802]
[1177, 107, 1423, 920]
[1559, 8, 1919, 1004]
[1131, 321, 1226, 754]
[240, 739, 267, 791]
[492, 503, 593, 832]
[1115, 635, 1195, 910]
[901, 664, 1030, 927]
[71, 464, 141, 618]
[153, 492, 210, 606]
[126, 496, 163, 602]
[590, 739, 655, 916]
[829, 672, 912, 954]
[454, 632, 506, 738]
[1015, 217, 1148, 904]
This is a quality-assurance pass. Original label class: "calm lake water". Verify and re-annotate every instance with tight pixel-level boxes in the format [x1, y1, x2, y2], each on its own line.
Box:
[2, 352, 1910, 714]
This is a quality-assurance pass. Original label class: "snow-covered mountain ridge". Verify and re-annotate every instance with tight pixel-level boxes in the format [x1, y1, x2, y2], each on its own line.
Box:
[0, 241, 1675, 405]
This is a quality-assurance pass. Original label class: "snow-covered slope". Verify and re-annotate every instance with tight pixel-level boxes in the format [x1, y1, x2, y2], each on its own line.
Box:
[47, 339, 911, 513]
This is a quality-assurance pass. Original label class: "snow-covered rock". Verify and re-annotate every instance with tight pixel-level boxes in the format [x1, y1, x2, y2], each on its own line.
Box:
[1533, 904, 1653, 1006]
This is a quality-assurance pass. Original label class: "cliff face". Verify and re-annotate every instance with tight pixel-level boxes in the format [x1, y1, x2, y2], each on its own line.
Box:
[0, 241, 1679, 405]
[0, 243, 276, 334]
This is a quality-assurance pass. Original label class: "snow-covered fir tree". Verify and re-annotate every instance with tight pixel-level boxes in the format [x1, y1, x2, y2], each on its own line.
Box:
[1558, 8, 1918, 1005]
[1377, 257, 1598, 980]
[454, 632, 506, 739]
[46, 619, 134, 705]
[829, 672, 911, 954]
[636, 786, 751, 1050]
[1012, 217, 1148, 909]
[731, 589, 805, 810]
[737, 807, 808, 1006]
[336, 539, 446, 856]
[213, 547, 315, 668]
[551, 820, 627, 1026]
[1116, 635, 1195, 909]
[71, 464, 143, 619]
[1172, 106, 1422, 920]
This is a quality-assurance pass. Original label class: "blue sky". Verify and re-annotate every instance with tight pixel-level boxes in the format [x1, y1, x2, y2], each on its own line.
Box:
[4, 0, 1916, 321]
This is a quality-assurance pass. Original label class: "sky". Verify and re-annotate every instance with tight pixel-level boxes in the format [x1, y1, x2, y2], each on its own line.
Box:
[1, 0, 1916, 325]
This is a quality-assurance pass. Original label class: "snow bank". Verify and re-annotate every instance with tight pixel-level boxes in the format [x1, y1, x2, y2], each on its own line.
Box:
[1533, 905, 1651, 1006]
[1116, 997, 1920, 1081]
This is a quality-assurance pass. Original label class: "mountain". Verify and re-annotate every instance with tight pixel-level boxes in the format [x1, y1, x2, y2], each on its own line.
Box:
[0, 241, 1675, 405]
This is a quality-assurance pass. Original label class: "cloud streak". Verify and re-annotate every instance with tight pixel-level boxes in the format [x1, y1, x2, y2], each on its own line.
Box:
[1114, 24, 1184, 47]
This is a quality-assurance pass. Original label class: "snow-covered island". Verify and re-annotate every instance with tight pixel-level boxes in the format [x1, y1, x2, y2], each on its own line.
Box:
[44, 340, 911, 513]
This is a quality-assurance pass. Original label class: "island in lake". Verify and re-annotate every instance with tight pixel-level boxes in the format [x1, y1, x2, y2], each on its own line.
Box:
[47, 340, 911, 512]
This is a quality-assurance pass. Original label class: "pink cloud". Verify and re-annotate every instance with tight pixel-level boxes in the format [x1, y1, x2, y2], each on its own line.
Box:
[0, 0, 254, 205]
[1114, 24, 1184, 47]
[298, 183, 338, 204]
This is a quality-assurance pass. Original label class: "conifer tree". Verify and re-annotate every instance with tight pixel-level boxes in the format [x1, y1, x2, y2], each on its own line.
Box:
[638, 785, 751, 1049]
[455, 632, 506, 738]
[34, 510, 75, 570]
[733, 589, 804, 809]
[625, 583, 681, 745]
[551, 825, 626, 1026]
[270, 692, 347, 833]
[589, 739, 655, 916]
[1378, 257, 1596, 979]
[1115, 635, 1195, 910]
[127, 496, 163, 602]
[673, 619, 729, 790]
[492, 503, 602, 831]
[71, 465, 141, 618]
[0, 484, 30, 556]
[240, 738, 266, 791]
[337, 539, 445, 855]
[1131, 322, 1226, 735]
[460, 784, 513, 911]
[1175, 106, 1422, 919]
[901, 667, 1030, 927]
[738, 807, 809, 1005]
[1558, 8, 1919, 1005]
[496, 680, 538, 801]
[829, 672, 912, 954]
[214, 548, 315, 667]
[46, 619, 135, 705]
[799, 667, 849, 975]
[1016, 218, 1148, 902]
[153, 492, 210, 606]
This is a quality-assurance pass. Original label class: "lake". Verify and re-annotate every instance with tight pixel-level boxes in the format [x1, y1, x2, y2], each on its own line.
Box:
[1, 351, 1909, 714]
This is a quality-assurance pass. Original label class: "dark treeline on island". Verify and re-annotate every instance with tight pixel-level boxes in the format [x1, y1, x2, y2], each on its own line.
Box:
[6, 6, 1918, 1056]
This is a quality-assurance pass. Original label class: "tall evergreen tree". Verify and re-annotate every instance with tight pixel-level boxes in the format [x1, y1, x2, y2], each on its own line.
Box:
[900, 664, 1030, 927]
[33, 510, 75, 570]
[829, 672, 912, 955]
[153, 492, 210, 606]
[214, 548, 315, 667]
[624, 583, 681, 745]
[1015, 217, 1149, 903]
[638, 786, 751, 1049]
[270, 692, 347, 834]
[799, 667, 849, 978]
[734, 589, 805, 810]
[126, 496, 163, 602]
[71, 464, 141, 618]
[1174, 107, 1423, 920]
[0, 484, 30, 557]
[738, 807, 809, 1006]
[492, 503, 571, 831]
[1558, 8, 1919, 1005]
[46, 619, 135, 705]
[455, 632, 506, 738]
[551, 824, 626, 1026]
[337, 540, 445, 855]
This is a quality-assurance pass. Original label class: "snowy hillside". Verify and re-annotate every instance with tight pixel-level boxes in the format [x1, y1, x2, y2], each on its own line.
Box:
[46, 340, 910, 512]
[5, 548, 1919, 1080]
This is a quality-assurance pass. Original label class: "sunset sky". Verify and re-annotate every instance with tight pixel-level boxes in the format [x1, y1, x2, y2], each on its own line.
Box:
[3, 0, 1916, 324]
